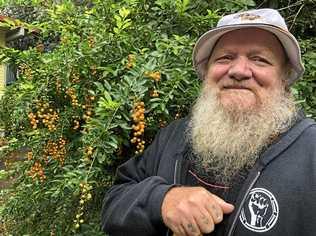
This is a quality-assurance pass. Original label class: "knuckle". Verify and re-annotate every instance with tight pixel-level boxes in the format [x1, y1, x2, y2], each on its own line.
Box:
[206, 222, 215, 233]
[209, 223, 215, 232]
[201, 222, 215, 234]
[201, 223, 214, 234]
[185, 223, 199, 236]
[165, 212, 173, 221]
[209, 202, 219, 212]
[214, 213, 223, 223]
[164, 212, 175, 224]
[172, 228, 182, 236]
[190, 229, 201, 236]
[164, 210, 182, 226]
[209, 203, 223, 223]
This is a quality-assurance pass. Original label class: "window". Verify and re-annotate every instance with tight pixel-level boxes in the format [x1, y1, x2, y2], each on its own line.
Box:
[5, 64, 16, 85]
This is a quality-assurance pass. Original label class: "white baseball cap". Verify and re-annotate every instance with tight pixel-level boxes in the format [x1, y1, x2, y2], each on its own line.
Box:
[192, 8, 304, 85]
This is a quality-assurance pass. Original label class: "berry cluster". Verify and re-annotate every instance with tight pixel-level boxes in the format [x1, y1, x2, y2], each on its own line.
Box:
[41, 111, 59, 132]
[174, 105, 185, 119]
[131, 102, 146, 154]
[72, 116, 80, 130]
[144, 71, 161, 82]
[82, 95, 95, 121]
[159, 118, 167, 128]
[19, 64, 33, 80]
[28, 161, 46, 182]
[36, 43, 44, 53]
[83, 109, 93, 121]
[88, 35, 95, 48]
[27, 151, 33, 161]
[73, 182, 92, 230]
[71, 73, 81, 84]
[149, 89, 159, 97]
[25, 67, 33, 79]
[28, 112, 39, 129]
[55, 79, 62, 93]
[66, 87, 80, 107]
[84, 146, 94, 162]
[90, 65, 97, 76]
[28, 102, 59, 131]
[60, 36, 68, 45]
[0, 138, 7, 147]
[126, 54, 136, 69]
[44, 137, 67, 165]
[175, 112, 181, 119]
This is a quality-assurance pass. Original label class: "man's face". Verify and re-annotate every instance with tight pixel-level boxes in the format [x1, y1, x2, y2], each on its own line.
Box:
[205, 28, 287, 112]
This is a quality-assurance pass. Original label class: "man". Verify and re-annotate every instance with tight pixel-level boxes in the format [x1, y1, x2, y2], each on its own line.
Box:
[101, 8, 316, 236]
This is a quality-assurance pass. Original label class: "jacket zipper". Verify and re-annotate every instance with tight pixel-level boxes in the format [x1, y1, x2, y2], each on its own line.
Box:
[173, 159, 179, 184]
[226, 171, 261, 236]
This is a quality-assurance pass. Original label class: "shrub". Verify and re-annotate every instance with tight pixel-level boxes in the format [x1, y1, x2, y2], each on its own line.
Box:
[0, 0, 314, 235]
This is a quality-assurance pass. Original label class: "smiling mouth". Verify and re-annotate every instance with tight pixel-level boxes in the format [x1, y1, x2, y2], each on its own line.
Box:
[223, 86, 250, 90]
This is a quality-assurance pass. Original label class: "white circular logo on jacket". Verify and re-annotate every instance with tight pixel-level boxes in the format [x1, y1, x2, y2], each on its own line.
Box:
[239, 188, 279, 232]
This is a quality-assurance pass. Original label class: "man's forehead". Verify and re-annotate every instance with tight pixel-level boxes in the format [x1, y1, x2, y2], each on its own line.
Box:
[212, 28, 284, 54]
[218, 28, 280, 43]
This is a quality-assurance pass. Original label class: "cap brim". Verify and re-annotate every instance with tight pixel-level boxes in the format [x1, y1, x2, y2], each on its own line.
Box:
[193, 24, 304, 84]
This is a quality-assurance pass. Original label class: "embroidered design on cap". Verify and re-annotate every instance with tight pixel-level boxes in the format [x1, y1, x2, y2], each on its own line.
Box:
[236, 13, 262, 21]
[239, 188, 279, 233]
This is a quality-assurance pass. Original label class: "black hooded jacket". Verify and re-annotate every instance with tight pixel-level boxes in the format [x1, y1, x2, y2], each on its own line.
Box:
[101, 116, 316, 236]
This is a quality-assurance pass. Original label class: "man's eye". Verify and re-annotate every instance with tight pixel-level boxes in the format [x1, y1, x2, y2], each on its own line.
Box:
[252, 57, 271, 65]
[216, 55, 233, 63]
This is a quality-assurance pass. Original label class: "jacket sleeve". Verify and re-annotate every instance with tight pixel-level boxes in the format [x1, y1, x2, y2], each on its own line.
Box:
[101, 126, 179, 236]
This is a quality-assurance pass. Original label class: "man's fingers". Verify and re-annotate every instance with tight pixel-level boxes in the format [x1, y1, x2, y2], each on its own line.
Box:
[193, 211, 215, 234]
[182, 218, 202, 236]
[171, 225, 187, 236]
[205, 201, 223, 224]
[211, 194, 235, 214]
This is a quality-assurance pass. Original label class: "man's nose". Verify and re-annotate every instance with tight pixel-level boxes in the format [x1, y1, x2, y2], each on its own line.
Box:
[228, 57, 252, 81]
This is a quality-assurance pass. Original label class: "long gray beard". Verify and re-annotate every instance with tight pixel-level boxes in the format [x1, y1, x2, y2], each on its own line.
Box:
[187, 83, 298, 185]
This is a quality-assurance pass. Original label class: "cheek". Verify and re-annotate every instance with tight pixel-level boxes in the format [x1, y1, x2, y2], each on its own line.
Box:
[205, 65, 228, 84]
[253, 69, 283, 89]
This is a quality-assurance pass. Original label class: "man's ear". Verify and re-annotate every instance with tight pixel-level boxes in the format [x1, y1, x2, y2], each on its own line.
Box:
[282, 62, 294, 91]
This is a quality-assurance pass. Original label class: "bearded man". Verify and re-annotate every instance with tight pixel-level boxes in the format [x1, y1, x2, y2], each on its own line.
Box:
[101, 9, 316, 236]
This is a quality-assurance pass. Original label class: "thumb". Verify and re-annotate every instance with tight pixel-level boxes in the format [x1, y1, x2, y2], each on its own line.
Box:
[212, 194, 235, 214]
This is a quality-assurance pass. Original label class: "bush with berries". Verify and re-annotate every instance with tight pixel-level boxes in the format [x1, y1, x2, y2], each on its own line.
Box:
[0, 0, 315, 235]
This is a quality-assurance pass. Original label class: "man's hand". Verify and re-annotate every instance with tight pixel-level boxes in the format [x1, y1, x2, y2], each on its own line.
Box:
[161, 186, 234, 236]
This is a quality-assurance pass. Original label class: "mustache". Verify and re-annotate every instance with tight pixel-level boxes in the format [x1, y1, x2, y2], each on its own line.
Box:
[220, 81, 254, 90]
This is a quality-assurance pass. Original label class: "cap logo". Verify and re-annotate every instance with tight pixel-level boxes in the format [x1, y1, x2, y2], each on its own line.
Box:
[236, 13, 262, 21]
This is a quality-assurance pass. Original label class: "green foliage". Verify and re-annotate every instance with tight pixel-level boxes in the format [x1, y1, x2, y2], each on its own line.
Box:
[0, 0, 315, 235]
[254, 0, 316, 38]
[293, 38, 316, 118]
[0, 0, 217, 235]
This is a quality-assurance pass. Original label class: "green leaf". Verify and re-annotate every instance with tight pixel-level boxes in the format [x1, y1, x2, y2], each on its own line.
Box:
[119, 7, 130, 18]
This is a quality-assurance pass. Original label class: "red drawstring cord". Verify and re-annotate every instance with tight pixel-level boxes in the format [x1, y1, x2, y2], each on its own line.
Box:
[188, 170, 230, 190]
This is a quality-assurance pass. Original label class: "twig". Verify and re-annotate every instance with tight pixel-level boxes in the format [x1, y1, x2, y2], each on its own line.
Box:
[278, 1, 304, 11]
[289, 3, 305, 31]
[256, 0, 267, 9]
